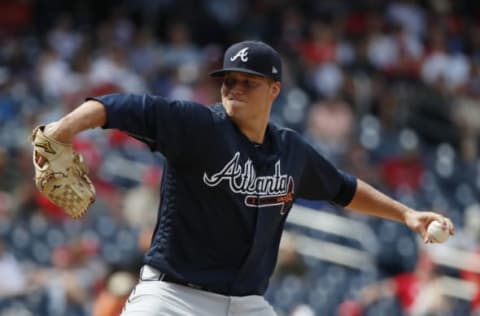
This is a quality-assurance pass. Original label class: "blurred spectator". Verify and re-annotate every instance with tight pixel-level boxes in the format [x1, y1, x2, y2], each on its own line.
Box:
[129, 27, 161, 80]
[36, 48, 71, 100]
[122, 166, 161, 229]
[460, 204, 480, 250]
[312, 62, 345, 99]
[386, 0, 426, 38]
[458, 204, 480, 314]
[109, 7, 136, 47]
[0, 69, 19, 126]
[342, 142, 380, 187]
[0, 240, 27, 298]
[273, 232, 307, 279]
[465, 58, 480, 97]
[421, 28, 470, 93]
[304, 98, 354, 162]
[89, 44, 147, 94]
[9, 147, 37, 216]
[358, 251, 452, 315]
[0, 147, 18, 192]
[406, 82, 460, 147]
[366, 12, 398, 71]
[160, 22, 201, 72]
[453, 94, 480, 157]
[47, 13, 83, 61]
[30, 239, 106, 316]
[92, 271, 136, 316]
[278, 6, 305, 56]
[299, 21, 338, 67]
[203, 0, 246, 31]
[380, 130, 425, 194]
[385, 24, 423, 79]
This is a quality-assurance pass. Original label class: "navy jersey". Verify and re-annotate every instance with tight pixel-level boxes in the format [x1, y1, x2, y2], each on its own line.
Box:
[93, 93, 357, 296]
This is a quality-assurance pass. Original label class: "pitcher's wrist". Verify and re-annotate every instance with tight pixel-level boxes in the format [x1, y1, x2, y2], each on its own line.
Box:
[44, 121, 74, 144]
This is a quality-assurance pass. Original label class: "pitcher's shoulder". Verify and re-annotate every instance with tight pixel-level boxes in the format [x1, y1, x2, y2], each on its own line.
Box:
[269, 123, 303, 142]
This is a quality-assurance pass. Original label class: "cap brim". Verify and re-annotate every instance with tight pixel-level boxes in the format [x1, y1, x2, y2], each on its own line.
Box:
[209, 68, 270, 79]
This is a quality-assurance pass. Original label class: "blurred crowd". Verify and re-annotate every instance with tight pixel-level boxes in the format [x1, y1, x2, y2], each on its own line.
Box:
[2, 0, 480, 315]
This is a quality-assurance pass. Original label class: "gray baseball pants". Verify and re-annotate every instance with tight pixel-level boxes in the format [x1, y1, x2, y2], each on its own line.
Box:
[121, 265, 277, 316]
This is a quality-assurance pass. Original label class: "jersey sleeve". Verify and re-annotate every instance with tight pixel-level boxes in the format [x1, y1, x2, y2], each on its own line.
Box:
[296, 137, 357, 206]
[89, 93, 211, 162]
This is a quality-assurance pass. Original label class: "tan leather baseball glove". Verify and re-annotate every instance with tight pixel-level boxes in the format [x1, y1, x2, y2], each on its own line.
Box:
[32, 125, 96, 219]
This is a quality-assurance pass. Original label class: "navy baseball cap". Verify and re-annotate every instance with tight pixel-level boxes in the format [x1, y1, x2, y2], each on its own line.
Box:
[209, 41, 282, 82]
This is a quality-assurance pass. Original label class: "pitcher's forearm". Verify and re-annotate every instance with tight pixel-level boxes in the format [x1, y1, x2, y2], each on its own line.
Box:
[44, 100, 106, 143]
[346, 179, 412, 223]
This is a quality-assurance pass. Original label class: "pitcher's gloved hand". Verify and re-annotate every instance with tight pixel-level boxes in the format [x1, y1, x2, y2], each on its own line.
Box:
[32, 125, 95, 219]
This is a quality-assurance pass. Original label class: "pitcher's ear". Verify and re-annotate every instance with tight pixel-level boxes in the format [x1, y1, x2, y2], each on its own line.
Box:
[271, 82, 281, 98]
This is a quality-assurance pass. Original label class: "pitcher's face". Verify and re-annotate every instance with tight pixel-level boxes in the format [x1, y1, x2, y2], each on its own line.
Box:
[221, 72, 280, 120]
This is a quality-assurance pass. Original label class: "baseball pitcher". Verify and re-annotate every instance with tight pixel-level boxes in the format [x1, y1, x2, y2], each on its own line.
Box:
[32, 41, 455, 316]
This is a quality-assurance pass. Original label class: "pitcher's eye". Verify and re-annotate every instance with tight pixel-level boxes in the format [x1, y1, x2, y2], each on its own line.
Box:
[223, 78, 236, 89]
[245, 79, 260, 89]
[223, 78, 261, 90]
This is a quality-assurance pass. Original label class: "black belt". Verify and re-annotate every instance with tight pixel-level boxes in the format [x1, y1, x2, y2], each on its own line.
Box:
[140, 265, 228, 296]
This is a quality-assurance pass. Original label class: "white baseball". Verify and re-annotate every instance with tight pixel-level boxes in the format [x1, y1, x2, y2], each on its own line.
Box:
[427, 220, 450, 243]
